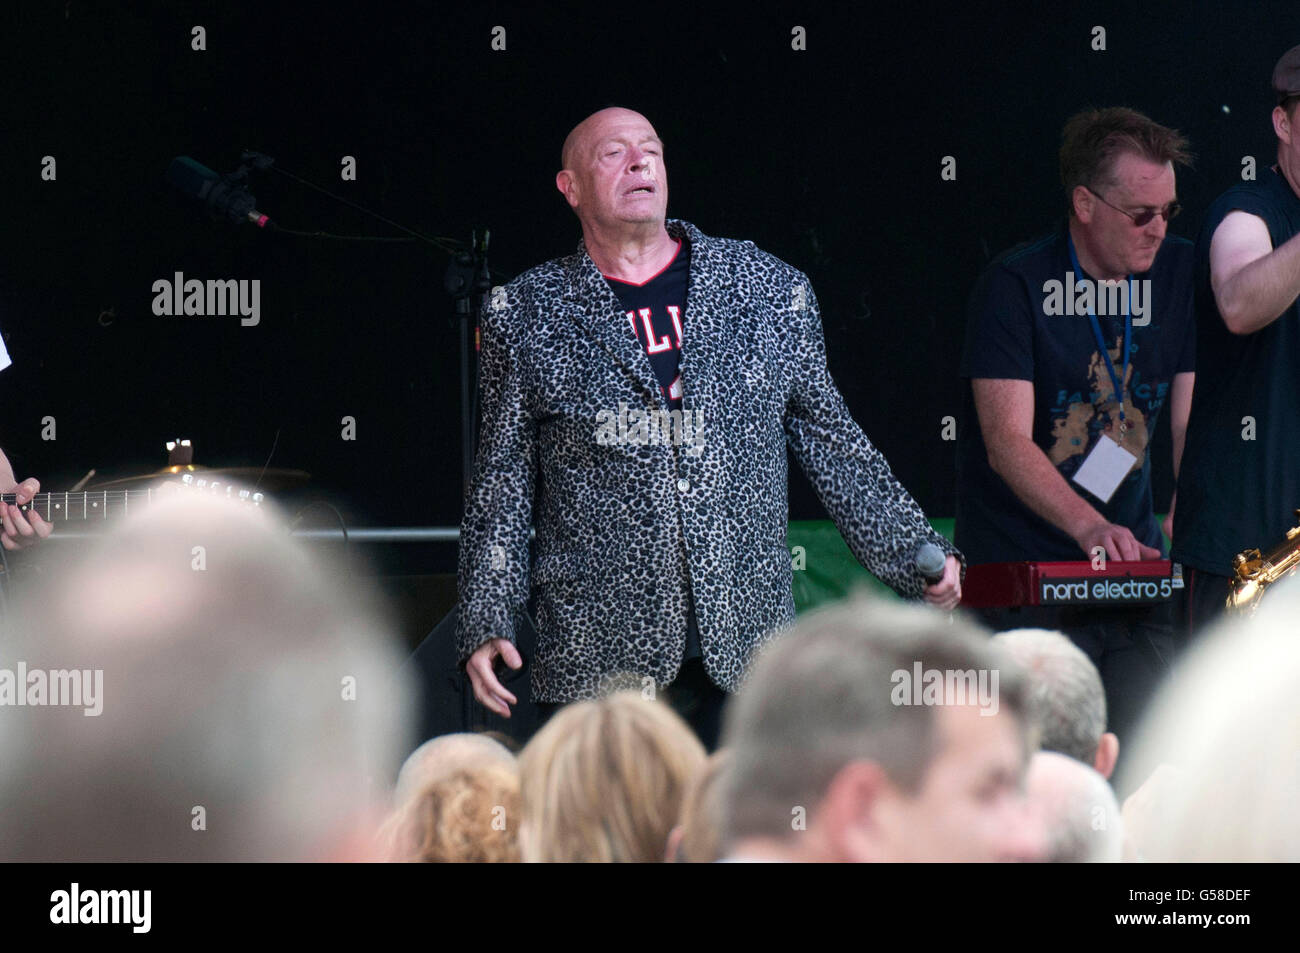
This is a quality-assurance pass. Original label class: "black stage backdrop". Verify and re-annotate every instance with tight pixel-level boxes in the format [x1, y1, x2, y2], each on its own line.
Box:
[4, 0, 1299, 569]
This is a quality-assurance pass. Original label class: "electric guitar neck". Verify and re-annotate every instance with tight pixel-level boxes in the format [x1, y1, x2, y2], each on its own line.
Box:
[0, 474, 265, 524]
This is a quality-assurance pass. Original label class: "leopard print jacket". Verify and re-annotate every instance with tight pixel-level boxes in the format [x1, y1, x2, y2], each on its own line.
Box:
[456, 219, 963, 702]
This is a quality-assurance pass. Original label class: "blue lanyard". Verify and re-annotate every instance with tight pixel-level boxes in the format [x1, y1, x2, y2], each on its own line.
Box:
[1067, 232, 1133, 424]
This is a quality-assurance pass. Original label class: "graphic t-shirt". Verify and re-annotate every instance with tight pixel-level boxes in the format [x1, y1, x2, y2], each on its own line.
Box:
[604, 238, 701, 660]
[605, 238, 688, 410]
[1173, 167, 1300, 575]
[955, 225, 1196, 565]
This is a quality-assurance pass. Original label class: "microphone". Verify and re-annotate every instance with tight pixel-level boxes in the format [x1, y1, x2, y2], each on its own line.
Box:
[915, 543, 948, 585]
[166, 156, 272, 228]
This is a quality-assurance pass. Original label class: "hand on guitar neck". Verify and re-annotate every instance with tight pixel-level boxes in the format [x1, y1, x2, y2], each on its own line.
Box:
[0, 463, 52, 551]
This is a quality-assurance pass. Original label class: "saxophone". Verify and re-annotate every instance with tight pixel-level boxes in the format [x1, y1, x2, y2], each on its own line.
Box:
[1228, 509, 1300, 614]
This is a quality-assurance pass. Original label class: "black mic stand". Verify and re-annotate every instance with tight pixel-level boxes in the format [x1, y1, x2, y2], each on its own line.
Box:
[443, 229, 494, 492]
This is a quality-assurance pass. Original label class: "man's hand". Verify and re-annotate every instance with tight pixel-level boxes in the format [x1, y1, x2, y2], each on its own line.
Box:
[466, 637, 523, 717]
[923, 554, 962, 611]
[1, 478, 51, 551]
[1074, 519, 1162, 563]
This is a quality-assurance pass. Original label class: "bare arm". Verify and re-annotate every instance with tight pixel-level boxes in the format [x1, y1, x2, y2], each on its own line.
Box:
[973, 378, 1160, 562]
[1210, 210, 1300, 335]
[0, 446, 15, 490]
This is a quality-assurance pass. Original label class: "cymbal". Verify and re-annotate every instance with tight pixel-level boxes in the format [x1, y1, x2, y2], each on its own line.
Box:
[88, 466, 312, 491]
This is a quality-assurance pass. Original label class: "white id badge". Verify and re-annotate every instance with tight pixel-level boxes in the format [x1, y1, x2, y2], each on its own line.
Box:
[1071, 434, 1138, 504]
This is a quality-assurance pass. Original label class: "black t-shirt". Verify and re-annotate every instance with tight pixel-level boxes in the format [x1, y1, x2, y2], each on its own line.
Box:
[604, 238, 701, 661]
[954, 225, 1196, 565]
[605, 237, 688, 410]
[1172, 167, 1300, 575]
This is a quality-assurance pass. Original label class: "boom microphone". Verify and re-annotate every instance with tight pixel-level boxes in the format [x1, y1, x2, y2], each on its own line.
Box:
[166, 156, 272, 228]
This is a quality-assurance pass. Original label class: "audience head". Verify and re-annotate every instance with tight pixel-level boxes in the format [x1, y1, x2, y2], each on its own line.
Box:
[666, 749, 731, 863]
[517, 690, 706, 862]
[1026, 751, 1123, 862]
[721, 593, 1044, 862]
[0, 493, 412, 861]
[992, 628, 1119, 778]
[394, 732, 516, 806]
[1118, 577, 1300, 861]
[385, 763, 521, 862]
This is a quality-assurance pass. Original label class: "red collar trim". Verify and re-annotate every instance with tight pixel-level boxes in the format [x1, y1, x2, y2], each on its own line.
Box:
[602, 238, 683, 286]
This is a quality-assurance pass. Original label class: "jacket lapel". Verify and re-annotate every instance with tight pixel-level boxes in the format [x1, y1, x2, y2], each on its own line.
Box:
[563, 239, 661, 404]
[561, 219, 735, 410]
[673, 220, 733, 418]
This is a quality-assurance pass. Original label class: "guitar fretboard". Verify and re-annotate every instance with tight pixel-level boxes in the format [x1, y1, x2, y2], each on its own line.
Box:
[1, 481, 264, 523]
[0, 490, 159, 523]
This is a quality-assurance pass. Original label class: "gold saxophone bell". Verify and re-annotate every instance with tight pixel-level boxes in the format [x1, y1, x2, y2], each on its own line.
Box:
[1227, 509, 1300, 615]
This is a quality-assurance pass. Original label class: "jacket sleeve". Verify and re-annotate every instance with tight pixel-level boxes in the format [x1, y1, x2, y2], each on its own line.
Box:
[455, 291, 538, 663]
[782, 276, 964, 598]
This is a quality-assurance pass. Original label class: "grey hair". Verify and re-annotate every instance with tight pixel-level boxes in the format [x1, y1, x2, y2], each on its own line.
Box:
[720, 593, 1030, 844]
[992, 628, 1106, 764]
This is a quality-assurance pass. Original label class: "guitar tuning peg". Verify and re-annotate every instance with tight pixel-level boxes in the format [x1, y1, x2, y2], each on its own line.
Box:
[239, 489, 250, 500]
[252, 493, 264, 505]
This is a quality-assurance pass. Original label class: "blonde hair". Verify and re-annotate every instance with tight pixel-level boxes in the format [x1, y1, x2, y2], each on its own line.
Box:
[518, 691, 707, 862]
[394, 733, 516, 806]
[385, 765, 521, 863]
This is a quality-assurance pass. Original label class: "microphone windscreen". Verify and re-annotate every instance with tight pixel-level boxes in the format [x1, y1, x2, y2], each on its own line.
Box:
[916, 542, 947, 581]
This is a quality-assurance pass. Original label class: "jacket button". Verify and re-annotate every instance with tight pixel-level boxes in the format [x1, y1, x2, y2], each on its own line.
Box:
[676, 478, 690, 493]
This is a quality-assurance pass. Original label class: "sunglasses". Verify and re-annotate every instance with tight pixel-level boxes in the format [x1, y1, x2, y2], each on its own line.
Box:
[1085, 186, 1181, 226]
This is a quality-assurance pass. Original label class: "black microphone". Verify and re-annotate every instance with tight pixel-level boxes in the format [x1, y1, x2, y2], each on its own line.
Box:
[916, 543, 948, 585]
[166, 156, 272, 228]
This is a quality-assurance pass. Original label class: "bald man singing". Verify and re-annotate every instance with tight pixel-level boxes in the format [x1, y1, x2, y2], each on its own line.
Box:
[456, 107, 962, 748]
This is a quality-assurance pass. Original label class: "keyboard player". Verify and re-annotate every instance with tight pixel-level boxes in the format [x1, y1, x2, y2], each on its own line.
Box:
[954, 108, 1195, 750]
